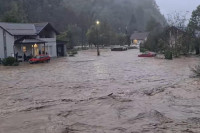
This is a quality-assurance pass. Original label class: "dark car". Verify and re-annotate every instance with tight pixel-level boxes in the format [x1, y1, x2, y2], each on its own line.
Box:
[29, 55, 50, 64]
[111, 46, 128, 51]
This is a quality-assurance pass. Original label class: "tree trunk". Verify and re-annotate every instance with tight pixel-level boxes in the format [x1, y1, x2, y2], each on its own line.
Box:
[195, 45, 200, 55]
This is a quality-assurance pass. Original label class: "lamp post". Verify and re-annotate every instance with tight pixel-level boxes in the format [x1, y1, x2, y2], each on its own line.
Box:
[96, 20, 100, 56]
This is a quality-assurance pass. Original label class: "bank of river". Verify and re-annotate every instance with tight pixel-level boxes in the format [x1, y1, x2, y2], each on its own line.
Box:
[0, 49, 200, 133]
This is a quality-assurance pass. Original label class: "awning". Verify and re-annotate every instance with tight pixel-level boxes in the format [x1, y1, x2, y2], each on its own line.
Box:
[15, 38, 46, 45]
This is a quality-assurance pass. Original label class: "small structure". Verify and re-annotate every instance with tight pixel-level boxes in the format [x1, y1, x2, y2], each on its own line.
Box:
[0, 22, 59, 60]
[56, 40, 67, 57]
[130, 32, 149, 46]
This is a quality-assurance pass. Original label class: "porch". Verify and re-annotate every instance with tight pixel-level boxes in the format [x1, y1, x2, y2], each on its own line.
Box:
[14, 38, 47, 61]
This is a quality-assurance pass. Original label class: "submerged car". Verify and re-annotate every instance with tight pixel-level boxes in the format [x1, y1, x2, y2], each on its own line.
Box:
[138, 52, 156, 57]
[29, 55, 50, 64]
[111, 46, 128, 51]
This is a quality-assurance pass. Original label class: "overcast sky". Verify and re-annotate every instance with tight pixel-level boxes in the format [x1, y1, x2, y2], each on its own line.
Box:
[155, 0, 200, 20]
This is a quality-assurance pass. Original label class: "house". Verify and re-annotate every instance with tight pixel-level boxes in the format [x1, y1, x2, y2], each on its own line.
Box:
[0, 22, 64, 60]
[130, 32, 149, 46]
[167, 26, 186, 48]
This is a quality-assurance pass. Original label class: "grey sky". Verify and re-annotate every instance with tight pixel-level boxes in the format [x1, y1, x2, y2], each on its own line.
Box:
[155, 0, 200, 20]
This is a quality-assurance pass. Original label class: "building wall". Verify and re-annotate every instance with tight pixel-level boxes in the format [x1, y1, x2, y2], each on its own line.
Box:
[0, 28, 4, 59]
[39, 38, 57, 57]
[131, 39, 144, 45]
[0, 28, 14, 59]
[6, 31, 15, 57]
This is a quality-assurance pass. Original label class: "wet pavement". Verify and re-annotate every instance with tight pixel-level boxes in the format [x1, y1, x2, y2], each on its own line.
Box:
[0, 49, 200, 133]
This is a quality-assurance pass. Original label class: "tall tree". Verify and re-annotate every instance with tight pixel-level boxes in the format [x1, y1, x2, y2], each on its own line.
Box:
[188, 5, 200, 54]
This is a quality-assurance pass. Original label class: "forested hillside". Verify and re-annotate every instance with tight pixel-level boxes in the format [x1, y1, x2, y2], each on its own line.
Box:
[0, 0, 165, 31]
[0, 0, 166, 46]
[64, 0, 166, 32]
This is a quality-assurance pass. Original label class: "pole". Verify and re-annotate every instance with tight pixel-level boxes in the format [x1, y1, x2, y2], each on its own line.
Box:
[96, 20, 100, 56]
[97, 29, 100, 56]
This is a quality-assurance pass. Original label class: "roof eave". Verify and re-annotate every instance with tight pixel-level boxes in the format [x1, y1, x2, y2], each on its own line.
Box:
[0, 26, 13, 36]
[37, 23, 59, 35]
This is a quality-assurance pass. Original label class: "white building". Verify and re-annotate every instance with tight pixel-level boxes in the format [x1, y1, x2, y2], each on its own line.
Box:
[0, 22, 59, 60]
[130, 32, 149, 46]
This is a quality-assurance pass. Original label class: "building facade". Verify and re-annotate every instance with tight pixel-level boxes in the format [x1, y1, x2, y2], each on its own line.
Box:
[0, 22, 59, 60]
[130, 32, 149, 46]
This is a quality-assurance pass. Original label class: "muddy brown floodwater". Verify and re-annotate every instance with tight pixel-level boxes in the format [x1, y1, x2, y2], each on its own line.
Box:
[0, 49, 200, 133]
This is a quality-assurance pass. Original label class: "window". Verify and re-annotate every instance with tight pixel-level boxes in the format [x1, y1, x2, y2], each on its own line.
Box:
[23, 46, 27, 52]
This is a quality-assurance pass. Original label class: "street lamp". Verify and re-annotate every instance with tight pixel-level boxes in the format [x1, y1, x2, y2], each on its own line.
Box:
[96, 20, 100, 56]
[96, 20, 100, 25]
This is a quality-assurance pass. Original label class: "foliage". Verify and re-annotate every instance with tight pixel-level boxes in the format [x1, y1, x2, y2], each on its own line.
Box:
[188, 5, 200, 55]
[167, 12, 188, 29]
[12, 62, 20, 66]
[143, 27, 168, 53]
[2, 1, 26, 23]
[86, 22, 131, 46]
[57, 25, 82, 49]
[2, 57, 18, 66]
[0, 0, 166, 32]
[0, 0, 166, 46]
[68, 49, 78, 56]
[140, 48, 148, 53]
[146, 16, 161, 31]
[164, 50, 173, 60]
[191, 65, 200, 77]
[144, 24, 191, 57]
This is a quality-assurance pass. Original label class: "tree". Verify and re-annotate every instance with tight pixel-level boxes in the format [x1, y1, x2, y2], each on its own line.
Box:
[188, 5, 200, 55]
[128, 14, 137, 33]
[146, 16, 160, 31]
[86, 22, 123, 47]
[57, 25, 82, 49]
[2, 1, 26, 23]
[86, 26, 98, 47]
[167, 12, 188, 29]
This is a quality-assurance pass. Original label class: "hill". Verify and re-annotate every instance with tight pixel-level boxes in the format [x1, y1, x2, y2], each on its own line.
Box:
[0, 0, 166, 33]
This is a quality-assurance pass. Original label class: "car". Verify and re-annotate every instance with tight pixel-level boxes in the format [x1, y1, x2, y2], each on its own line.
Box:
[138, 52, 156, 57]
[29, 55, 50, 64]
[111, 46, 128, 51]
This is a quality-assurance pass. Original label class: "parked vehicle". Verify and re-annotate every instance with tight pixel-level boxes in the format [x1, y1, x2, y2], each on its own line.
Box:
[128, 45, 139, 49]
[138, 52, 156, 57]
[111, 46, 127, 51]
[29, 55, 50, 64]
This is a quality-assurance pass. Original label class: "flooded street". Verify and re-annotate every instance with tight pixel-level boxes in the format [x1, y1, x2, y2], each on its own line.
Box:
[0, 49, 200, 133]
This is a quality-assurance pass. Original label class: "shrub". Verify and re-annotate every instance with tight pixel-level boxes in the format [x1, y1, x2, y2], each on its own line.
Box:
[191, 65, 200, 77]
[2, 57, 17, 66]
[12, 62, 19, 66]
[140, 48, 148, 53]
[71, 49, 78, 55]
[68, 49, 78, 56]
[164, 50, 173, 60]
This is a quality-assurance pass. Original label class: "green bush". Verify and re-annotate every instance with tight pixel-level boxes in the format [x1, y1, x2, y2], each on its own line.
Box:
[164, 50, 173, 60]
[68, 49, 78, 56]
[12, 62, 19, 66]
[2, 57, 18, 66]
[72, 49, 78, 55]
[140, 48, 148, 53]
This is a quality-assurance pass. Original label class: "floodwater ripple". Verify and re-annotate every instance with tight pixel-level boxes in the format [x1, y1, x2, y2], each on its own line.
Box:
[0, 49, 200, 133]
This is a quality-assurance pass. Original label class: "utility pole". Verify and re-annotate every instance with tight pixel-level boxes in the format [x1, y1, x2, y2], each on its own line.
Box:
[96, 20, 100, 56]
